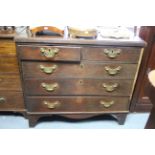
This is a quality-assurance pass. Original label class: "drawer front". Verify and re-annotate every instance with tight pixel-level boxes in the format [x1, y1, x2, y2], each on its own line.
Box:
[0, 40, 16, 56]
[22, 62, 138, 79]
[0, 75, 22, 91]
[0, 91, 24, 110]
[0, 57, 19, 73]
[26, 96, 129, 113]
[24, 79, 133, 96]
[82, 47, 141, 63]
[17, 45, 81, 62]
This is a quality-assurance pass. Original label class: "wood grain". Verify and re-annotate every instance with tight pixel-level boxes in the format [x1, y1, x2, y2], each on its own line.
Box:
[0, 91, 24, 110]
[22, 61, 138, 79]
[24, 78, 133, 96]
[82, 47, 141, 63]
[17, 45, 81, 61]
[26, 96, 129, 113]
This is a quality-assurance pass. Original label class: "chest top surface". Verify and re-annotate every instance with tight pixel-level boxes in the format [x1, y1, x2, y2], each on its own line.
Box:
[15, 29, 146, 47]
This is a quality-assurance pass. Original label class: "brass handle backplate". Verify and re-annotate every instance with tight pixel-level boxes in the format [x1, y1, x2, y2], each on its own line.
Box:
[0, 97, 6, 104]
[43, 101, 61, 109]
[102, 83, 119, 92]
[40, 47, 59, 58]
[40, 64, 57, 74]
[100, 100, 114, 108]
[105, 66, 122, 75]
[104, 49, 121, 59]
[41, 82, 58, 92]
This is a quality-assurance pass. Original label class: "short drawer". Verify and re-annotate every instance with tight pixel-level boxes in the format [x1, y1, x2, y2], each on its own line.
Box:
[82, 47, 141, 63]
[26, 96, 129, 113]
[0, 57, 19, 73]
[22, 61, 138, 79]
[24, 78, 133, 96]
[17, 45, 81, 62]
[0, 75, 22, 91]
[0, 91, 24, 110]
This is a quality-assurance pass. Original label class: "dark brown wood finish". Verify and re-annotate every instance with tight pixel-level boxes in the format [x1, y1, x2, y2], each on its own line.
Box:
[27, 113, 128, 127]
[17, 45, 81, 61]
[24, 78, 133, 96]
[131, 27, 155, 112]
[0, 92, 24, 110]
[0, 75, 22, 91]
[15, 35, 146, 47]
[0, 36, 25, 116]
[22, 62, 138, 79]
[16, 29, 145, 127]
[82, 47, 141, 63]
[26, 96, 129, 113]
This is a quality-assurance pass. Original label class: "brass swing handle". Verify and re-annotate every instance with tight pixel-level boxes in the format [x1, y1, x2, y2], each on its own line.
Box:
[43, 101, 61, 109]
[100, 100, 114, 108]
[105, 66, 122, 75]
[102, 83, 119, 92]
[0, 97, 6, 104]
[40, 64, 57, 74]
[40, 47, 59, 58]
[41, 82, 59, 92]
[104, 49, 121, 59]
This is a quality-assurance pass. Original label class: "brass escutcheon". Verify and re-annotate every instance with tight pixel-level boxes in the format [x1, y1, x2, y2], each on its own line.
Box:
[43, 100, 61, 109]
[105, 66, 122, 75]
[41, 82, 58, 92]
[104, 49, 121, 59]
[0, 97, 6, 104]
[40, 64, 57, 74]
[102, 83, 119, 92]
[100, 100, 114, 108]
[40, 47, 59, 58]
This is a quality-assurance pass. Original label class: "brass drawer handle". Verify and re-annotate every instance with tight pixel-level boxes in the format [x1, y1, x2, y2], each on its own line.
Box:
[100, 100, 114, 108]
[0, 97, 6, 104]
[102, 83, 119, 92]
[105, 66, 122, 75]
[40, 47, 59, 58]
[41, 82, 58, 92]
[104, 49, 121, 58]
[43, 101, 61, 109]
[40, 64, 57, 74]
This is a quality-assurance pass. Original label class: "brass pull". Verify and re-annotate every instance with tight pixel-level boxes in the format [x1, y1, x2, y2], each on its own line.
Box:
[105, 66, 122, 75]
[104, 49, 121, 58]
[102, 83, 119, 92]
[40, 47, 59, 58]
[100, 100, 114, 108]
[0, 97, 6, 104]
[41, 82, 58, 92]
[43, 101, 61, 109]
[40, 64, 57, 74]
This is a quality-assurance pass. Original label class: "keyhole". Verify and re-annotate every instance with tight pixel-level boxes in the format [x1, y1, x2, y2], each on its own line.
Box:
[79, 80, 84, 85]
[80, 63, 84, 68]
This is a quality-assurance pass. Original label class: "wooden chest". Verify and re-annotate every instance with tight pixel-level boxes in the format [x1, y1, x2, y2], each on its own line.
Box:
[16, 36, 145, 127]
[0, 37, 25, 114]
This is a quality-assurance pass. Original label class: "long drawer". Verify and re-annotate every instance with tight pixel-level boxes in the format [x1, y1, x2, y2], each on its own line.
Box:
[24, 78, 133, 96]
[0, 91, 24, 110]
[17, 45, 81, 62]
[22, 62, 138, 79]
[0, 75, 22, 91]
[82, 47, 141, 63]
[26, 96, 129, 113]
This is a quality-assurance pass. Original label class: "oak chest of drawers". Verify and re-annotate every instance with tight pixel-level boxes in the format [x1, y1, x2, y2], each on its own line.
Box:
[16, 36, 145, 127]
[0, 35, 25, 115]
